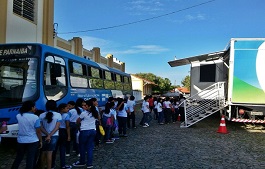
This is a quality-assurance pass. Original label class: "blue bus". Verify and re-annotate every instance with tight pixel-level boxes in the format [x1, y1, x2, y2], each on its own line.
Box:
[0, 43, 132, 138]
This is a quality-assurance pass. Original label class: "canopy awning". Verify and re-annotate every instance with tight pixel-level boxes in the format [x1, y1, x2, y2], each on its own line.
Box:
[168, 50, 227, 67]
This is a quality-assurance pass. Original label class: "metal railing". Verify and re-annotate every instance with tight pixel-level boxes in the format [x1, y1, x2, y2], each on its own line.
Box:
[181, 82, 226, 128]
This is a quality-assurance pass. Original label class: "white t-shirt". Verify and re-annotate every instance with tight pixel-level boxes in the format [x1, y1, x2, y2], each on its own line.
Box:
[163, 101, 171, 108]
[16, 112, 40, 143]
[117, 103, 129, 117]
[110, 108, 117, 120]
[79, 110, 96, 131]
[154, 101, 158, 109]
[174, 101, 180, 109]
[68, 108, 79, 123]
[60, 113, 70, 129]
[103, 112, 111, 118]
[157, 102, 163, 112]
[40, 111, 62, 136]
[127, 100, 136, 112]
[143, 101, 150, 113]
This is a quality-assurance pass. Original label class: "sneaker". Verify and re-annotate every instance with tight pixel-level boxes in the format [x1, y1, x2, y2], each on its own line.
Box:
[144, 123, 149, 127]
[105, 140, 114, 143]
[143, 125, 148, 127]
[61, 165, 72, 169]
[159, 123, 164, 125]
[77, 154, 80, 157]
[87, 165, 93, 169]
[72, 161, 85, 167]
[65, 154, 70, 157]
[133, 126, 137, 129]
[113, 136, 119, 140]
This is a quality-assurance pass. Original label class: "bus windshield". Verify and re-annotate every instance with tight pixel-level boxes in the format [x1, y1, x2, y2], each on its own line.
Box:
[0, 57, 38, 106]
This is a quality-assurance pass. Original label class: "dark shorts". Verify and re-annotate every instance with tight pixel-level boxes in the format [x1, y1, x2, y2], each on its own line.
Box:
[42, 136, 59, 151]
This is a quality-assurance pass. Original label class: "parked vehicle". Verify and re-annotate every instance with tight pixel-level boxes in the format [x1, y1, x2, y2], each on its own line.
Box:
[0, 43, 132, 138]
[168, 38, 265, 127]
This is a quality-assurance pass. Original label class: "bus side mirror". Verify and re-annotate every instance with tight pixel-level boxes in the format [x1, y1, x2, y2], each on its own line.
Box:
[52, 64, 61, 77]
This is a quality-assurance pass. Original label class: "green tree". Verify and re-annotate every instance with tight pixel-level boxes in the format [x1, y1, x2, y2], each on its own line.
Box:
[181, 75, 190, 89]
[134, 73, 173, 94]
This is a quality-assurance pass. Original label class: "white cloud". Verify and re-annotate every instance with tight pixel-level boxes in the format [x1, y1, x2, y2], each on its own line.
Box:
[81, 36, 112, 50]
[185, 13, 205, 21]
[110, 45, 169, 55]
[127, 0, 164, 15]
[81, 36, 168, 56]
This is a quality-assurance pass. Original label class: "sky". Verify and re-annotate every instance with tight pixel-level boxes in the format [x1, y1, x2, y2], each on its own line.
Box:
[54, 0, 265, 86]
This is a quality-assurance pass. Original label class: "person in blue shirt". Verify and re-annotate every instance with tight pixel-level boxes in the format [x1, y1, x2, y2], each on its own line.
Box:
[11, 101, 42, 169]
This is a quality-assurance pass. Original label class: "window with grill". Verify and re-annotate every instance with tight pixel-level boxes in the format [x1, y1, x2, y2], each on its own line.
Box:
[13, 0, 35, 22]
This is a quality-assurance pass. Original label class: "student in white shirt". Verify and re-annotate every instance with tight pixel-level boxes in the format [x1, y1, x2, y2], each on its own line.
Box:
[163, 97, 172, 124]
[157, 98, 164, 124]
[39, 100, 62, 169]
[12, 101, 42, 169]
[72, 101, 98, 168]
[116, 98, 130, 137]
[126, 95, 136, 129]
[143, 96, 151, 127]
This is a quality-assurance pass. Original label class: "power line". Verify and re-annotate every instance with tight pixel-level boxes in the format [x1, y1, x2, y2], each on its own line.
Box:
[58, 0, 216, 35]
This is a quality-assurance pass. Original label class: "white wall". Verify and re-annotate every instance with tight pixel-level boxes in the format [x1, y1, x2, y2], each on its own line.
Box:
[190, 60, 225, 96]
[131, 76, 143, 91]
[6, 0, 43, 43]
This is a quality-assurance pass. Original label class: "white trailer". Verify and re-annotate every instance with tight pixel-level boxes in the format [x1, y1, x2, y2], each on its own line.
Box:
[168, 38, 265, 127]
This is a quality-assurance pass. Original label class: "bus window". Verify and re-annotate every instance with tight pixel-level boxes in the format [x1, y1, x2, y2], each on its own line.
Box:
[88, 67, 103, 89]
[114, 74, 123, 90]
[104, 71, 115, 89]
[0, 57, 38, 105]
[124, 77, 128, 83]
[44, 55, 67, 101]
[69, 61, 88, 88]
[116, 74, 121, 82]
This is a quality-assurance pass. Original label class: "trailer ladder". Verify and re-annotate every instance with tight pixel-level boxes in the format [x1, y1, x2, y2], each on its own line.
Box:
[180, 82, 227, 128]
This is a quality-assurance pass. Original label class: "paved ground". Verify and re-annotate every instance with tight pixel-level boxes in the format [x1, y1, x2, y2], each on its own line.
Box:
[1, 107, 265, 169]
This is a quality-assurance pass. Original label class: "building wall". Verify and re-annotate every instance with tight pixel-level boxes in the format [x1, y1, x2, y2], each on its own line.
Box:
[4, 0, 44, 43]
[143, 84, 152, 96]
[0, 0, 125, 72]
[131, 75, 154, 99]
[0, 0, 8, 43]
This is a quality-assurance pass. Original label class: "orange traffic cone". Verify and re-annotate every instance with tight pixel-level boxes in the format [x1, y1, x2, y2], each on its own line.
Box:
[177, 114, 181, 121]
[217, 115, 228, 134]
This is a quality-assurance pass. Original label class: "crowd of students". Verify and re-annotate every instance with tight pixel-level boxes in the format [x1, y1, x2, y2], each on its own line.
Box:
[6, 94, 186, 169]
[9, 95, 136, 169]
[140, 94, 186, 127]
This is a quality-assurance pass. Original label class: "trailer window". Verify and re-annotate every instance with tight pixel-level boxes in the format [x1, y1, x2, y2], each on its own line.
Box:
[200, 64, 216, 82]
